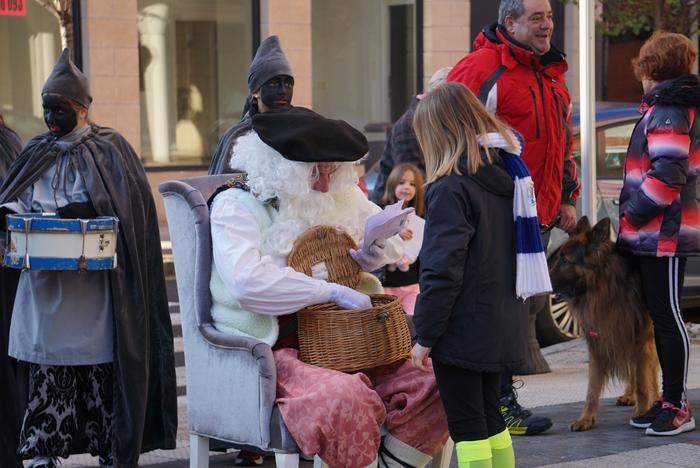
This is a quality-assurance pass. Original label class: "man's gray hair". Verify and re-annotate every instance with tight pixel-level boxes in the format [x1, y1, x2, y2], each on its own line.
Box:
[498, 0, 525, 25]
[428, 67, 451, 91]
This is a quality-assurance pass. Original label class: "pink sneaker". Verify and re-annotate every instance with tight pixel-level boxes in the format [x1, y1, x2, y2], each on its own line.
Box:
[645, 401, 696, 436]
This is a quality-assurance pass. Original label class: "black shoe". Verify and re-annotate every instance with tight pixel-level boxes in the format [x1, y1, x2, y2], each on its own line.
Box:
[500, 382, 553, 436]
[630, 400, 664, 428]
[98, 453, 114, 468]
[645, 401, 696, 436]
[27, 458, 59, 468]
[234, 450, 264, 466]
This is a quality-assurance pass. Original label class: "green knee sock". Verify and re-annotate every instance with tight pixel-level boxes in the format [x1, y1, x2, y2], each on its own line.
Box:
[455, 439, 492, 468]
[488, 429, 515, 468]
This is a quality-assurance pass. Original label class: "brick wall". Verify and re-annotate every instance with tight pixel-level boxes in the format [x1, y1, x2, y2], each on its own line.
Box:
[261, 0, 312, 109]
[423, 0, 470, 89]
[81, 0, 141, 153]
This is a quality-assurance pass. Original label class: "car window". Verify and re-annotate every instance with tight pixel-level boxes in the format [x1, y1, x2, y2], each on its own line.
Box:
[600, 123, 635, 178]
[571, 121, 636, 180]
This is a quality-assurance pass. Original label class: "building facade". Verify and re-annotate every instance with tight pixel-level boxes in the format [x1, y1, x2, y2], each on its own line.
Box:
[1, 0, 596, 171]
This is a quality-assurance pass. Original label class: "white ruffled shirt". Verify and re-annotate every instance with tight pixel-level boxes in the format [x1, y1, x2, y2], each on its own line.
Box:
[211, 186, 403, 316]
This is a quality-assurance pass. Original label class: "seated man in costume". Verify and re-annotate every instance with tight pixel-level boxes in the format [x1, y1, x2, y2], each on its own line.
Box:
[208, 35, 294, 175]
[0, 49, 177, 468]
[209, 106, 449, 468]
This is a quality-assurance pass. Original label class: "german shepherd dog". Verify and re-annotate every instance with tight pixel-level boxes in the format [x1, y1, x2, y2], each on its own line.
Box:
[548, 216, 659, 431]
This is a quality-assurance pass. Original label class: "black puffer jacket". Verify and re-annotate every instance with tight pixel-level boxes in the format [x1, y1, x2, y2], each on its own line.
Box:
[414, 151, 528, 372]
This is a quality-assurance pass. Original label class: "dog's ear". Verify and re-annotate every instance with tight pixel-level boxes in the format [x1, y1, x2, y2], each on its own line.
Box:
[589, 217, 612, 244]
[574, 216, 591, 234]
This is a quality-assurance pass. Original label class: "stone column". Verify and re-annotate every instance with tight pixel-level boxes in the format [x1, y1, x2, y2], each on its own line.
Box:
[29, 32, 57, 117]
[138, 3, 171, 163]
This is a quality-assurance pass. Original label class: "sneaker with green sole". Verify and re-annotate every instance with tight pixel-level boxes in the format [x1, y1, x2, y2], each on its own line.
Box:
[500, 390, 553, 436]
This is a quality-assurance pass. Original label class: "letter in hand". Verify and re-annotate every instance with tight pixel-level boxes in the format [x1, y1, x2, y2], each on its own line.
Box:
[329, 283, 372, 310]
[349, 239, 387, 272]
[57, 201, 98, 219]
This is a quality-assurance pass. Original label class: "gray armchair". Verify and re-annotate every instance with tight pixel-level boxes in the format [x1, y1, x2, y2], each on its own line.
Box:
[159, 175, 453, 468]
[159, 175, 302, 468]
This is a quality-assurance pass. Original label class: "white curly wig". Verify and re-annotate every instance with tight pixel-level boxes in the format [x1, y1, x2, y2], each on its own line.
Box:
[230, 131, 367, 257]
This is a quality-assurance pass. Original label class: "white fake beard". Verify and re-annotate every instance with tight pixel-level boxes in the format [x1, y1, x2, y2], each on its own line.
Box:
[231, 131, 366, 258]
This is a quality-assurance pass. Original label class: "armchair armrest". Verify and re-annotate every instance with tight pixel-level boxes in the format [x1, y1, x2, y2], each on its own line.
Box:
[186, 324, 277, 447]
[199, 323, 275, 377]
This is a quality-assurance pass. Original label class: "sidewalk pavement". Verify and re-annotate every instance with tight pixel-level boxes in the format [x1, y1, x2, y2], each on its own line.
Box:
[53, 338, 700, 467]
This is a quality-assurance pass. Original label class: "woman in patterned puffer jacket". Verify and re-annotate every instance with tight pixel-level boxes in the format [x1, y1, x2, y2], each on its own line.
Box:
[619, 32, 699, 437]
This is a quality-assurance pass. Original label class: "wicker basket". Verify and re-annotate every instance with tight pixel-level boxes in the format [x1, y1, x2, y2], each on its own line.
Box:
[288, 225, 362, 289]
[297, 294, 411, 372]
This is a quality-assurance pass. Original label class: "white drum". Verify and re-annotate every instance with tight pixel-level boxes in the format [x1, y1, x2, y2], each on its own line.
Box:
[3, 213, 118, 270]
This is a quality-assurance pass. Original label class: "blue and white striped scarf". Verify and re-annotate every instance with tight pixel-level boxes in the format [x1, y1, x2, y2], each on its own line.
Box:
[478, 132, 552, 300]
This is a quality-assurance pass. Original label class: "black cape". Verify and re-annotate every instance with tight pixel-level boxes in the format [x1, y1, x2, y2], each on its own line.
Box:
[0, 125, 177, 467]
[0, 124, 22, 468]
[208, 114, 252, 174]
[0, 124, 22, 178]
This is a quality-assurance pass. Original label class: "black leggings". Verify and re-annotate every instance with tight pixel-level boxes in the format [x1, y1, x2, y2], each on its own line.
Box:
[638, 256, 689, 407]
[432, 361, 505, 442]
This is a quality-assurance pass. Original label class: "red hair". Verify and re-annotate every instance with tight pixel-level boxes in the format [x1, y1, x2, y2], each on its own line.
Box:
[633, 32, 697, 82]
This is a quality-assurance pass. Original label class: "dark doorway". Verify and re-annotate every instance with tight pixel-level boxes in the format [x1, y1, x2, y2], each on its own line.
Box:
[389, 4, 415, 121]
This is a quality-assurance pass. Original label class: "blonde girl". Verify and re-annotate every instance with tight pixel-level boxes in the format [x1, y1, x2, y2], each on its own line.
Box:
[410, 82, 530, 468]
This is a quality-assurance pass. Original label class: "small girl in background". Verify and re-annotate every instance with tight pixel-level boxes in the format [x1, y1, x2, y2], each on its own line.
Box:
[381, 163, 425, 314]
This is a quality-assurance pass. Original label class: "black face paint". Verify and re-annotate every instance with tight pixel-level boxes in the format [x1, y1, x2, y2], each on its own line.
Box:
[43, 95, 77, 138]
[259, 75, 294, 111]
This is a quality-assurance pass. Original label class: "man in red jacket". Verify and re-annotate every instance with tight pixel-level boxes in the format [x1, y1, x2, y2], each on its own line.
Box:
[448, 0, 580, 436]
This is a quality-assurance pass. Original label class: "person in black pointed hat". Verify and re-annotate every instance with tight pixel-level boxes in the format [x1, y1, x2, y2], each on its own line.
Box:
[208, 35, 295, 175]
[0, 49, 177, 468]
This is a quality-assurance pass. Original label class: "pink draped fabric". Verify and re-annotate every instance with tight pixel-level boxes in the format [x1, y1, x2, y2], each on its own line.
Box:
[383, 284, 420, 315]
[274, 348, 448, 467]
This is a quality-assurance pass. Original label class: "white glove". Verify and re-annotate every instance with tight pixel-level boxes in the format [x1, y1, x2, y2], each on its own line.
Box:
[349, 239, 387, 272]
[328, 283, 372, 310]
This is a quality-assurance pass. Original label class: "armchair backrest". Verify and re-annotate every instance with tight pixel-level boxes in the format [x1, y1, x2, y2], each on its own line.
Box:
[159, 174, 233, 329]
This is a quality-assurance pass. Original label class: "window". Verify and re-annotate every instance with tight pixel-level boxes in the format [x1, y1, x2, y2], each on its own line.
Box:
[137, 0, 253, 167]
[0, 5, 62, 142]
[311, 0, 417, 131]
[599, 122, 634, 178]
[571, 120, 636, 179]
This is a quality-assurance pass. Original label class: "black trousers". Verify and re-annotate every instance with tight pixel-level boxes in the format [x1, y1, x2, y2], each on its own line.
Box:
[638, 256, 689, 407]
[433, 361, 505, 442]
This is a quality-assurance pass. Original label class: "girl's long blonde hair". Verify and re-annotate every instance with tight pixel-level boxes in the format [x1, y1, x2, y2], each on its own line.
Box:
[413, 82, 516, 183]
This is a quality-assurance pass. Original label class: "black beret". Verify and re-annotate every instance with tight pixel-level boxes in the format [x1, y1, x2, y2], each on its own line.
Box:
[252, 107, 368, 163]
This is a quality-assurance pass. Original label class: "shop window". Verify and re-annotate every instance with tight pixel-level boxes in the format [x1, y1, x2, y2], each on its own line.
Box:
[138, 0, 252, 167]
[0, 5, 62, 142]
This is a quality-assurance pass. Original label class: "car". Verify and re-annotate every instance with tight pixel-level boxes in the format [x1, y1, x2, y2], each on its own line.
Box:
[362, 103, 700, 347]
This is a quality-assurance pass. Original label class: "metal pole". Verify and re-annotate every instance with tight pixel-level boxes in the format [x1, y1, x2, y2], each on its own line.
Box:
[579, 0, 597, 222]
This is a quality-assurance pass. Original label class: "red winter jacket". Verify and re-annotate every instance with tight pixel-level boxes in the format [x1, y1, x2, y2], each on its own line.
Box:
[448, 23, 580, 224]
